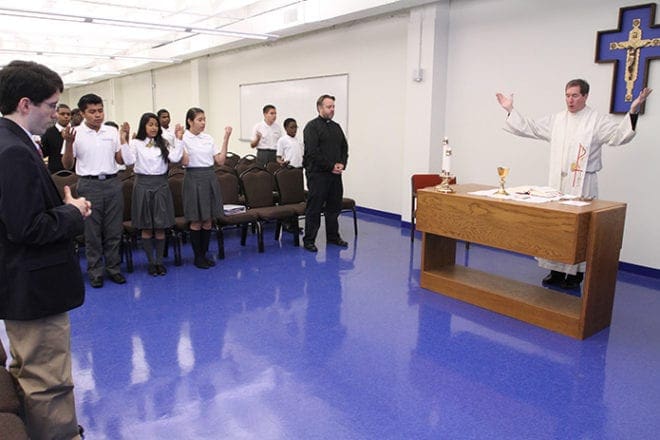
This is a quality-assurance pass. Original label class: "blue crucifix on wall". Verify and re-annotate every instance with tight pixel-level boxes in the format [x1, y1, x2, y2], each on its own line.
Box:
[596, 3, 660, 114]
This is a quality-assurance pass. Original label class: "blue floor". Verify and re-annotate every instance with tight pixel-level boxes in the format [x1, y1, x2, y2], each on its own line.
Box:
[3, 212, 660, 439]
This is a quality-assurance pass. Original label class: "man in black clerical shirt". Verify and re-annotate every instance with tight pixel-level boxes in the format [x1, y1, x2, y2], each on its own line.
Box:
[302, 94, 349, 252]
[40, 103, 71, 173]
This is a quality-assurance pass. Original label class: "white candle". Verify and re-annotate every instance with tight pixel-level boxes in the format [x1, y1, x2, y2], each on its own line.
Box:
[442, 137, 451, 173]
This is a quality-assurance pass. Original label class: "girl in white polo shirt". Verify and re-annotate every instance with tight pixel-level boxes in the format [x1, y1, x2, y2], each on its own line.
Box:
[180, 107, 232, 269]
[121, 112, 183, 275]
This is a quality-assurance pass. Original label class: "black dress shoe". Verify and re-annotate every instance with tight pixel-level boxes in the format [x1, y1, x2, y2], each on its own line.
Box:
[204, 257, 216, 267]
[561, 272, 584, 290]
[109, 273, 127, 284]
[327, 237, 349, 247]
[156, 264, 167, 275]
[148, 264, 158, 276]
[90, 277, 104, 288]
[194, 257, 210, 269]
[541, 270, 565, 286]
[303, 242, 318, 252]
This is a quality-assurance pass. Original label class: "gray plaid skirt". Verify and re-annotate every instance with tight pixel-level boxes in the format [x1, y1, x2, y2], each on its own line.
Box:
[132, 174, 175, 229]
[183, 167, 223, 221]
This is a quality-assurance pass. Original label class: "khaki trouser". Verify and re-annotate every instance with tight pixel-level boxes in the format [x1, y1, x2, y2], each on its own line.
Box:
[4, 313, 82, 440]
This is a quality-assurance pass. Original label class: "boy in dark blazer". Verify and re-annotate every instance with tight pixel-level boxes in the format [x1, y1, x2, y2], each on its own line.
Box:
[0, 60, 90, 440]
[40, 103, 71, 174]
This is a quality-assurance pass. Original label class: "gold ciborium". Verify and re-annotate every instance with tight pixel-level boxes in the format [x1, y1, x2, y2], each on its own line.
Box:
[496, 166, 509, 195]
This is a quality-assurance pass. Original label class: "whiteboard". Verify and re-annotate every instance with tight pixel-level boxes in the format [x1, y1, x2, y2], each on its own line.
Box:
[239, 74, 349, 141]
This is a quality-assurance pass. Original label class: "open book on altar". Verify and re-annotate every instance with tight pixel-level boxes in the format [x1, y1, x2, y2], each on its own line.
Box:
[467, 185, 585, 204]
[507, 186, 564, 198]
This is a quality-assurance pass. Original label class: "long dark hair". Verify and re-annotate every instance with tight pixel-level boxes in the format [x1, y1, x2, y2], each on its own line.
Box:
[136, 112, 169, 163]
[185, 107, 204, 130]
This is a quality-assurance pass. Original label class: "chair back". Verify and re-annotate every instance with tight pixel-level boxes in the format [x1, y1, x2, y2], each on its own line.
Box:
[0, 337, 7, 367]
[224, 151, 240, 168]
[51, 169, 79, 199]
[118, 165, 134, 181]
[236, 160, 259, 175]
[411, 174, 443, 194]
[215, 164, 237, 176]
[216, 170, 241, 205]
[168, 162, 185, 176]
[265, 161, 282, 174]
[275, 167, 305, 204]
[121, 174, 135, 221]
[168, 172, 185, 217]
[240, 167, 276, 208]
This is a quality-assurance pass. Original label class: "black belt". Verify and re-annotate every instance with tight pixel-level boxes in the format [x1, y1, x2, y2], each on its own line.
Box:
[79, 174, 117, 180]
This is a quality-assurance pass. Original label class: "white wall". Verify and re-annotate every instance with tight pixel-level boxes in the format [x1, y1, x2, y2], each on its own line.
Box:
[204, 15, 409, 215]
[445, 0, 659, 269]
[63, 0, 659, 269]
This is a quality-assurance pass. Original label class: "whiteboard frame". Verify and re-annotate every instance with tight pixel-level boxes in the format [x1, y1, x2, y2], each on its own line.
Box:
[239, 73, 349, 141]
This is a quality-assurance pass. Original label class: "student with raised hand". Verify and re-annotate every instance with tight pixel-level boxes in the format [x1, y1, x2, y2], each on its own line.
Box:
[121, 112, 184, 275]
[62, 93, 128, 288]
[180, 107, 232, 269]
[250, 104, 282, 166]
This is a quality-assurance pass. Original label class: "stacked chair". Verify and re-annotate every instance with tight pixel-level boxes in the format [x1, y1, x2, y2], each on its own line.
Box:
[223, 151, 240, 168]
[239, 166, 301, 251]
[51, 154, 358, 269]
[274, 166, 306, 229]
[50, 169, 78, 199]
[50, 170, 85, 253]
[235, 154, 257, 175]
[0, 340, 28, 439]
[214, 167, 260, 259]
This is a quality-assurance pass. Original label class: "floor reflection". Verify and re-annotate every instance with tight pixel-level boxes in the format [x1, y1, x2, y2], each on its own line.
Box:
[2, 212, 658, 439]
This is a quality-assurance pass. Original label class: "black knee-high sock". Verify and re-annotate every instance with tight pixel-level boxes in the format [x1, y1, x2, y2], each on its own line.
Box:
[200, 229, 215, 266]
[190, 230, 202, 258]
[154, 238, 165, 265]
[200, 229, 209, 255]
[190, 230, 208, 268]
[142, 237, 154, 264]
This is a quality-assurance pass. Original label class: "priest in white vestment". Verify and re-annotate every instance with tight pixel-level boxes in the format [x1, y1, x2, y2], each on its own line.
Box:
[496, 79, 652, 289]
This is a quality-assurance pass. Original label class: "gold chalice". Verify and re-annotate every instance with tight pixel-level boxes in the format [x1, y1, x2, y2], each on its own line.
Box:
[496, 166, 509, 195]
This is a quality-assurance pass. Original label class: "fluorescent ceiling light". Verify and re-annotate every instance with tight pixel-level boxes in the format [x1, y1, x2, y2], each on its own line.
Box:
[0, 48, 179, 64]
[0, 7, 278, 40]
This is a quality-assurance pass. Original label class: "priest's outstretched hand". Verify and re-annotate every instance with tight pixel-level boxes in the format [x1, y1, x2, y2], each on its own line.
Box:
[630, 87, 653, 114]
[495, 92, 514, 113]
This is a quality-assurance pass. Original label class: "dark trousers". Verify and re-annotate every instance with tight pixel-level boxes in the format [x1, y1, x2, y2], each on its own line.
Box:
[76, 177, 123, 279]
[304, 172, 343, 244]
[256, 149, 276, 167]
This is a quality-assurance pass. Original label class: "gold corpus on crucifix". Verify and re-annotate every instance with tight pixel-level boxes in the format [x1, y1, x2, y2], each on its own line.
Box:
[609, 18, 660, 101]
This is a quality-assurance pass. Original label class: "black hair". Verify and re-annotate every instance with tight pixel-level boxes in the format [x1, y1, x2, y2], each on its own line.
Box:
[77, 93, 103, 112]
[283, 118, 297, 128]
[157, 108, 170, 117]
[262, 104, 276, 114]
[104, 121, 119, 129]
[136, 112, 169, 163]
[0, 60, 63, 115]
[185, 107, 204, 130]
[56, 103, 71, 111]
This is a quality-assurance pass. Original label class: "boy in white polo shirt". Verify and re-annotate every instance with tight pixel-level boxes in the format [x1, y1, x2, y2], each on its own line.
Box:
[276, 118, 303, 168]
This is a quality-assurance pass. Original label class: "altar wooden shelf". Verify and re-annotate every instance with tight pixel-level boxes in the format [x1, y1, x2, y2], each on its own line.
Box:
[416, 183, 627, 339]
